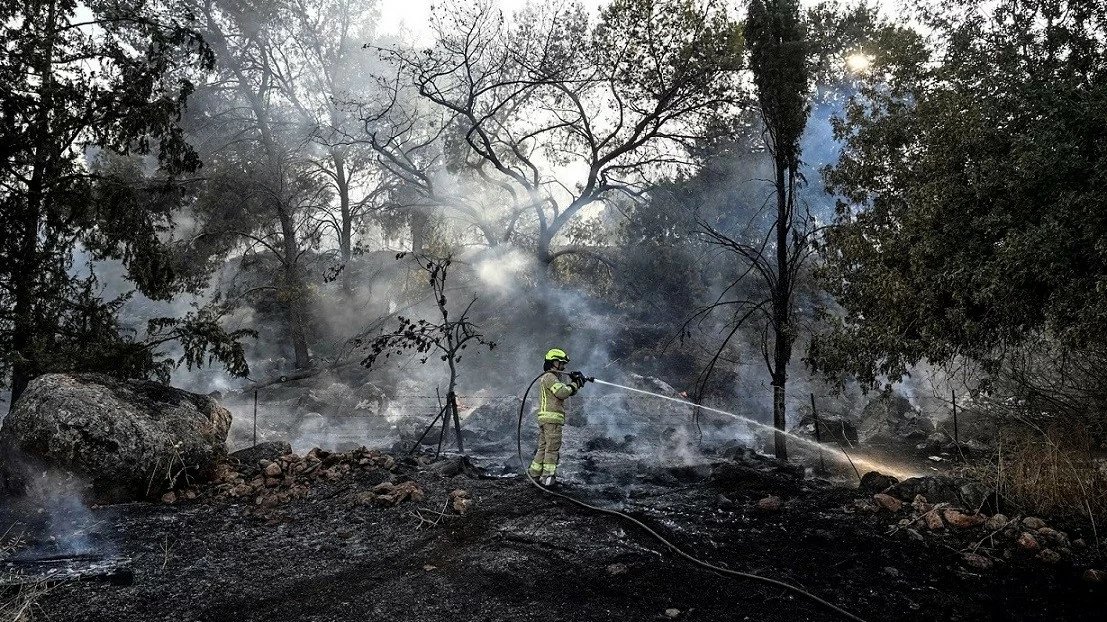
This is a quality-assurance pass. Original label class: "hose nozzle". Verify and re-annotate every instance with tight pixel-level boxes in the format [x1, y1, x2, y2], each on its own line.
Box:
[570, 370, 594, 385]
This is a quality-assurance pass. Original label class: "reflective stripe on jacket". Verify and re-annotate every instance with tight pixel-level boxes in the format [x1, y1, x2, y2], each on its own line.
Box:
[538, 371, 578, 424]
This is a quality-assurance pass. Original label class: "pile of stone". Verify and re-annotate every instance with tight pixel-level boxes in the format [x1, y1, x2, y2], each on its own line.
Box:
[857, 472, 1101, 581]
[177, 443, 418, 512]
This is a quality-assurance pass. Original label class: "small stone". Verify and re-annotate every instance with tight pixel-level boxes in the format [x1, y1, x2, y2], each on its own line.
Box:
[1083, 569, 1106, 583]
[231, 483, 253, 497]
[1021, 516, 1047, 530]
[424, 564, 437, 571]
[1036, 527, 1068, 548]
[911, 494, 932, 513]
[1037, 548, 1061, 564]
[924, 511, 945, 531]
[873, 494, 903, 513]
[664, 608, 681, 619]
[452, 497, 472, 514]
[263, 462, 282, 477]
[906, 528, 924, 542]
[160, 491, 177, 504]
[756, 495, 782, 512]
[984, 514, 1009, 531]
[607, 563, 628, 576]
[184, 489, 197, 500]
[962, 552, 993, 570]
[350, 492, 376, 506]
[264, 477, 281, 487]
[882, 566, 900, 578]
[1017, 532, 1040, 551]
[943, 509, 985, 529]
[1073, 538, 1087, 550]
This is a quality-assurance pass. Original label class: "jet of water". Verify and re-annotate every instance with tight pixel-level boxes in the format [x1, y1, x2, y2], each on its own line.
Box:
[591, 378, 920, 479]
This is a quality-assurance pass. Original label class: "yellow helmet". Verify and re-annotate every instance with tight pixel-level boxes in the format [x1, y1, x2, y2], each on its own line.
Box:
[544, 348, 569, 362]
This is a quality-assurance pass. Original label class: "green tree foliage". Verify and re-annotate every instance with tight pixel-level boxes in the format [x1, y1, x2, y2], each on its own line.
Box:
[814, 0, 1107, 387]
[719, 0, 810, 459]
[0, 0, 251, 404]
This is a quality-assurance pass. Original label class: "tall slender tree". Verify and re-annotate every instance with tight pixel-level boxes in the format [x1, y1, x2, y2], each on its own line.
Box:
[0, 0, 249, 406]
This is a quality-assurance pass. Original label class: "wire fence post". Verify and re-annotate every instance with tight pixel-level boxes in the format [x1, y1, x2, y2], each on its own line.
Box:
[952, 388, 960, 459]
[253, 389, 258, 447]
[810, 393, 825, 473]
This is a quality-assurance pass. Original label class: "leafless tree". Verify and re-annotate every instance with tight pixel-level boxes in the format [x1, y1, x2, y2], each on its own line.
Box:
[363, 0, 744, 271]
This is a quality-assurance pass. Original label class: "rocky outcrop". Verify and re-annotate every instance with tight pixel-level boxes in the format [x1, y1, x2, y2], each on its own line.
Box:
[858, 393, 936, 444]
[0, 373, 232, 503]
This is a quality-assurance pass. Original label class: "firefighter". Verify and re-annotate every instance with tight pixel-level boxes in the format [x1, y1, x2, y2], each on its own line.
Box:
[528, 348, 588, 487]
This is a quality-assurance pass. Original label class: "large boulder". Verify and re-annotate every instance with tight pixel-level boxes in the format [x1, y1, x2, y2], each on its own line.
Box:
[0, 373, 232, 503]
[858, 393, 935, 444]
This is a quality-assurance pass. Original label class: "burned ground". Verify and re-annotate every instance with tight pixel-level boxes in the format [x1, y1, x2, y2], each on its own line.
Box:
[2, 450, 1104, 622]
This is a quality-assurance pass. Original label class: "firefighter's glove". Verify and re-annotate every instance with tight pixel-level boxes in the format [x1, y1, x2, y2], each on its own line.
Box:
[569, 371, 586, 387]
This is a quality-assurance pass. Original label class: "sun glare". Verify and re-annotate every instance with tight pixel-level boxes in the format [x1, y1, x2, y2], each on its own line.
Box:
[846, 53, 872, 73]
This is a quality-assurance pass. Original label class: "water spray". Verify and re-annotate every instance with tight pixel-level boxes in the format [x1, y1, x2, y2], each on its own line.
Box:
[589, 378, 917, 480]
[515, 372, 869, 622]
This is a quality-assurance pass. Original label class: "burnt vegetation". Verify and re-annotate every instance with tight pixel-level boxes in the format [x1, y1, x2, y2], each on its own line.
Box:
[1, 0, 1106, 620]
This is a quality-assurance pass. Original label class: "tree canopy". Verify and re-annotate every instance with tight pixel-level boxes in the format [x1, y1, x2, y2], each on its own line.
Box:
[813, 0, 1107, 387]
[0, 0, 250, 403]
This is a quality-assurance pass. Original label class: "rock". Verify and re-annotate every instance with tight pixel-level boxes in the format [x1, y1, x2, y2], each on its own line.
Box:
[264, 463, 283, 478]
[1036, 527, 1069, 548]
[1083, 569, 1106, 584]
[607, 563, 628, 575]
[449, 489, 472, 515]
[886, 476, 994, 510]
[0, 373, 231, 503]
[942, 509, 985, 529]
[883, 566, 900, 578]
[858, 392, 934, 443]
[370, 480, 424, 505]
[859, 471, 899, 494]
[935, 405, 996, 446]
[906, 528, 924, 542]
[1021, 517, 1047, 530]
[923, 511, 945, 531]
[984, 514, 1009, 531]
[349, 491, 376, 506]
[922, 432, 947, 454]
[664, 608, 681, 619]
[756, 495, 783, 512]
[1017, 532, 1040, 551]
[461, 400, 518, 442]
[912, 495, 932, 514]
[1037, 549, 1061, 564]
[791, 412, 859, 445]
[873, 493, 903, 513]
[230, 442, 293, 470]
[161, 491, 177, 504]
[962, 552, 993, 570]
[1073, 538, 1087, 550]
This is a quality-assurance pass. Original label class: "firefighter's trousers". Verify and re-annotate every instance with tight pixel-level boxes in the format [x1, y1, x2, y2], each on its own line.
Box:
[528, 422, 563, 477]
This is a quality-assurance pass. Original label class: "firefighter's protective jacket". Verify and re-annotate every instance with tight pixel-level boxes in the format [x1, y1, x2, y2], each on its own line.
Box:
[537, 371, 579, 424]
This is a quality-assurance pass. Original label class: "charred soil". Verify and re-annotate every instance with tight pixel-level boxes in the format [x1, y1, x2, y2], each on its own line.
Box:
[3, 452, 1104, 622]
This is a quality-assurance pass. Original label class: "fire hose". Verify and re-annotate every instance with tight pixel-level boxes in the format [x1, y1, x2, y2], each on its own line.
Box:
[515, 372, 868, 622]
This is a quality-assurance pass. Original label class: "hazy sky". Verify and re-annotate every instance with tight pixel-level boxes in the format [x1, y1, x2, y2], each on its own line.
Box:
[379, 0, 906, 44]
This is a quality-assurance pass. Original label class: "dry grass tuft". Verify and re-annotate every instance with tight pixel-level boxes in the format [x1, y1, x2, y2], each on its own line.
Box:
[964, 420, 1107, 537]
[1, 527, 50, 622]
[0, 581, 51, 622]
